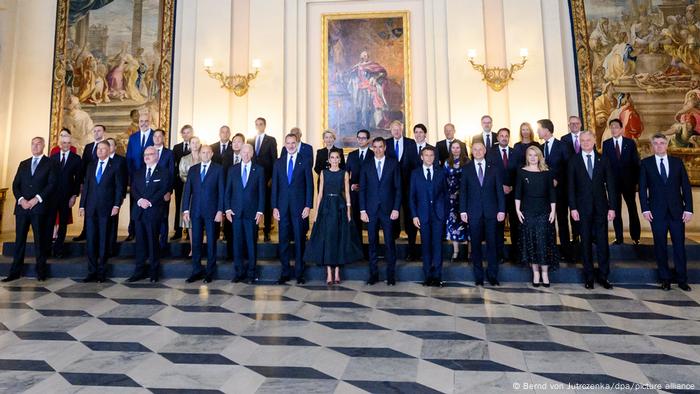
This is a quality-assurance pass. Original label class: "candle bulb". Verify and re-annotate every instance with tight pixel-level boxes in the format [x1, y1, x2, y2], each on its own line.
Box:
[519, 48, 528, 58]
[467, 49, 477, 60]
[252, 58, 262, 69]
[203, 57, 213, 69]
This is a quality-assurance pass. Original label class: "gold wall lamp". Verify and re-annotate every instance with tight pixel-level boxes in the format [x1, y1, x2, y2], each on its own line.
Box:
[467, 48, 528, 92]
[203, 58, 261, 97]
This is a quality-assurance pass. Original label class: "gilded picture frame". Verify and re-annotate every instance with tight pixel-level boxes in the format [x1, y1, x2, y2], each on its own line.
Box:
[322, 11, 412, 149]
[49, 0, 177, 154]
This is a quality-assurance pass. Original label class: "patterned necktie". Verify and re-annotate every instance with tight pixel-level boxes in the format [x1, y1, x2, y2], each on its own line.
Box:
[377, 160, 382, 179]
[287, 156, 294, 184]
[234, 154, 240, 165]
[146, 167, 152, 182]
[242, 164, 248, 187]
[586, 154, 593, 179]
[200, 164, 207, 182]
[502, 148, 508, 169]
[486, 134, 491, 147]
[478, 162, 484, 186]
[615, 139, 621, 159]
[96, 161, 104, 184]
[31, 157, 39, 175]
[660, 158, 668, 183]
[574, 135, 580, 154]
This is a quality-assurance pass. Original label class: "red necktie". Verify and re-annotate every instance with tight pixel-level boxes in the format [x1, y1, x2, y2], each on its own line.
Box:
[502, 148, 508, 168]
[615, 140, 621, 159]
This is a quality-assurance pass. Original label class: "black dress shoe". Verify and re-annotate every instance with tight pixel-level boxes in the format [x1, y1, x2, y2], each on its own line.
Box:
[366, 276, 378, 285]
[150, 277, 158, 283]
[475, 280, 484, 286]
[170, 231, 182, 241]
[186, 272, 204, 283]
[632, 239, 640, 245]
[598, 279, 613, 289]
[203, 275, 214, 284]
[264, 234, 271, 242]
[435, 280, 445, 287]
[82, 274, 97, 283]
[97, 275, 106, 283]
[232, 276, 244, 283]
[127, 273, 147, 282]
[661, 281, 671, 291]
[387, 278, 396, 286]
[678, 283, 692, 291]
[612, 239, 623, 245]
[1, 275, 20, 283]
[73, 234, 86, 241]
[488, 277, 500, 286]
[422, 279, 432, 287]
[124, 234, 135, 242]
[277, 276, 290, 285]
[246, 278, 257, 285]
[584, 280, 594, 289]
[36, 273, 47, 282]
[296, 278, 306, 285]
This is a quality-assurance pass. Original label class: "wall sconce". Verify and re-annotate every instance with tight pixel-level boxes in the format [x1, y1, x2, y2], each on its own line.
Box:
[467, 48, 528, 92]
[203, 58, 261, 97]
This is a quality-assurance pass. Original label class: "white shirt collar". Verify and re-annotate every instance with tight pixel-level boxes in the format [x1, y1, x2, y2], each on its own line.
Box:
[474, 158, 485, 165]
[416, 141, 426, 148]
[581, 150, 595, 157]
[109, 153, 115, 159]
[140, 129, 151, 136]
[359, 147, 368, 153]
[423, 164, 433, 171]
[655, 154, 668, 160]
[32, 154, 43, 160]
[613, 135, 623, 143]
[146, 164, 157, 171]
[374, 156, 384, 164]
[201, 160, 211, 167]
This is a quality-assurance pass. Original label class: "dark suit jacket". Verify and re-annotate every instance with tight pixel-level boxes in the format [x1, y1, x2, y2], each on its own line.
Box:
[12, 156, 59, 216]
[346, 148, 374, 186]
[81, 141, 99, 182]
[281, 142, 314, 168]
[567, 152, 617, 217]
[359, 157, 402, 217]
[409, 166, 449, 222]
[639, 156, 693, 217]
[487, 145, 519, 187]
[437, 139, 467, 165]
[542, 138, 571, 185]
[80, 158, 124, 217]
[473, 132, 498, 151]
[110, 154, 128, 199]
[512, 141, 541, 166]
[126, 130, 154, 174]
[271, 154, 314, 215]
[156, 147, 176, 190]
[602, 137, 640, 192]
[211, 140, 233, 165]
[248, 134, 278, 180]
[459, 160, 505, 219]
[560, 133, 579, 157]
[50, 151, 82, 201]
[313, 146, 346, 174]
[172, 141, 190, 169]
[130, 165, 171, 221]
[226, 163, 265, 219]
[385, 137, 419, 193]
[182, 162, 225, 219]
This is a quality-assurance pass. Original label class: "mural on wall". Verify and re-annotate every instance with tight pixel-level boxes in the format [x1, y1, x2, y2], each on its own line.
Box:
[49, 0, 176, 154]
[570, 0, 700, 184]
[322, 11, 412, 148]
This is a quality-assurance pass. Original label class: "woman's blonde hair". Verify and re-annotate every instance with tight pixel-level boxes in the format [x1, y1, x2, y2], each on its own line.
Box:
[519, 122, 534, 142]
[189, 136, 201, 151]
[525, 145, 548, 171]
[322, 129, 336, 140]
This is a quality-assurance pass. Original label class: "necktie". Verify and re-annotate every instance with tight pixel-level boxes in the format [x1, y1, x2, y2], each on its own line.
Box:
[141, 133, 146, 148]
[486, 134, 491, 147]
[242, 164, 248, 187]
[586, 154, 593, 179]
[377, 160, 382, 179]
[394, 140, 399, 158]
[61, 153, 66, 167]
[660, 158, 668, 183]
[574, 135, 580, 154]
[502, 148, 508, 168]
[256, 136, 262, 155]
[184, 142, 189, 154]
[287, 156, 294, 184]
[31, 157, 39, 175]
[544, 141, 549, 160]
[419, 145, 423, 154]
[92, 143, 97, 158]
[96, 161, 104, 184]
[221, 144, 226, 155]
[200, 164, 207, 182]
[427, 167, 432, 182]
[234, 154, 240, 165]
[615, 140, 621, 159]
[360, 151, 365, 162]
[478, 162, 484, 186]
[146, 167, 152, 182]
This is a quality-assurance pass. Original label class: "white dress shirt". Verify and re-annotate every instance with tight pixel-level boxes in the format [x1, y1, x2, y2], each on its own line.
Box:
[140, 129, 151, 145]
[423, 164, 433, 180]
[654, 154, 668, 175]
[473, 159, 486, 176]
[18, 155, 45, 204]
[95, 158, 109, 176]
[581, 150, 595, 170]
[358, 147, 369, 161]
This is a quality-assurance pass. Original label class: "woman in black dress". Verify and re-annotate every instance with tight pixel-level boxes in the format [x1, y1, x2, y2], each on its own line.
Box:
[304, 151, 363, 284]
[513, 122, 541, 166]
[514, 145, 558, 287]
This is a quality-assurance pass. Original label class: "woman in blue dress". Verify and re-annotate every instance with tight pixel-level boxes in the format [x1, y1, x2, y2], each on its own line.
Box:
[444, 140, 469, 262]
[304, 151, 363, 284]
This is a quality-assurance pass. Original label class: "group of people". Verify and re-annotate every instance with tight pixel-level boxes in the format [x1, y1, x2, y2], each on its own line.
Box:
[3, 114, 694, 292]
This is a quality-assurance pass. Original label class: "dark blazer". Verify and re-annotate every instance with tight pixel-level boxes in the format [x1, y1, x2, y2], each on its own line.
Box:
[80, 158, 124, 217]
[313, 146, 346, 174]
[182, 162, 225, 219]
[50, 151, 82, 201]
[81, 141, 99, 181]
[512, 141, 541, 166]
[155, 147, 176, 190]
[226, 163, 265, 219]
[487, 145, 519, 187]
[359, 157, 402, 216]
[385, 137, 419, 178]
[172, 141, 191, 169]
[473, 132, 498, 150]
[281, 142, 314, 168]
[271, 153, 314, 215]
[12, 156, 59, 215]
[248, 134, 278, 180]
[542, 138, 571, 184]
[437, 139, 467, 165]
[126, 130, 154, 174]
[211, 140, 233, 165]
[602, 137, 640, 192]
[110, 154, 128, 198]
[130, 165, 172, 221]
[459, 160, 505, 219]
[409, 166, 449, 223]
[346, 148, 374, 186]
[567, 151, 617, 217]
[639, 155, 693, 217]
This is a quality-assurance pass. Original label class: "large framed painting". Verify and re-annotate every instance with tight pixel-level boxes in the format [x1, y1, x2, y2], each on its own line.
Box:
[49, 0, 176, 154]
[570, 0, 700, 184]
[322, 11, 412, 148]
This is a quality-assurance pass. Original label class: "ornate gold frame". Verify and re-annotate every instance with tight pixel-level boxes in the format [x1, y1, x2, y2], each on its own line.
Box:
[568, 0, 596, 134]
[321, 11, 412, 147]
[49, 0, 177, 147]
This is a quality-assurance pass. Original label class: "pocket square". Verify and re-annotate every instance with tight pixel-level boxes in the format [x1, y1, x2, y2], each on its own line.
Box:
[153, 179, 161, 182]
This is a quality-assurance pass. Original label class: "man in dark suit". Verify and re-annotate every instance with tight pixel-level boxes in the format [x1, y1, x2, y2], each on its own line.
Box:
[602, 119, 641, 245]
[74, 124, 106, 241]
[104, 139, 127, 255]
[568, 131, 617, 289]
[2, 137, 58, 282]
[472, 115, 498, 151]
[211, 125, 232, 165]
[460, 141, 506, 286]
[385, 120, 420, 260]
[271, 134, 314, 284]
[436, 123, 467, 166]
[128, 147, 171, 283]
[222, 132, 246, 169]
[537, 118, 575, 261]
[152, 129, 175, 251]
[487, 128, 520, 263]
[360, 137, 402, 285]
[170, 124, 194, 240]
[50, 133, 81, 258]
[560, 115, 583, 245]
[410, 146, 449, 287]
[125, 113, 154, 241]
[226, 144, 265, 284]
[639, 133, 693, 291]
[346, 129, 374, 242]
[281, 127, 313, 167]
[412, 123, 433, 153]
[248, 117, 278, 242]
[182, 145, 225, 283]
[79, 141, 124, 282]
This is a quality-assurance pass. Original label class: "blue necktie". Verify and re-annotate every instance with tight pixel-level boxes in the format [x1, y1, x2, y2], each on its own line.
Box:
[486, 133, 491, 147]
[31, 157, 39, 176]
[256, 136, 262, 155]
[242, 164, 248, 187]
[287, 157, 294, 184]
[377, 160, 382, 179]
[660, 158, 668, 183]
[200, 164, 207, 182]
[394, 140, 399, 157]
[586, 154, 593, 180]
[96, 161, 104, 184]
[478, 162, 484, 186]
[146, 167, 152, 182]
[141, 133, 146, 149]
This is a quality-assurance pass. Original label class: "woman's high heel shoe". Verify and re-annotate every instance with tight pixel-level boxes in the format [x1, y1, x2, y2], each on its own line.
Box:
[334, 279, 340, 284]
[532, 281, 541, 287]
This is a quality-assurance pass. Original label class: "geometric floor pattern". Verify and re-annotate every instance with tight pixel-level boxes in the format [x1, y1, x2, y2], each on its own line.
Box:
[0, 279, 699, 393]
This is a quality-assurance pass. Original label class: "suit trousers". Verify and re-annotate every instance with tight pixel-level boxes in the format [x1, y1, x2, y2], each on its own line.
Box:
[173, 179, 184, 232]
[469, 215, 498, 282]
[10, 213, 51, 277]
[278, 210, 305, 279]
[367, 213, 396, 280]
[86, 216, 111, 277]
[612, 187, 641, 242]
[651, 212, 688, 283]
[233, 217, 257, 279]
[190, 216, 218, 276]
[555, 187, 573, 253]
[579, 214, 610, 281]
[419, 216, 445, 281]
[496, 192, 519, 261]
[134, 216, 161, 277]
[53, 201, 72, 255]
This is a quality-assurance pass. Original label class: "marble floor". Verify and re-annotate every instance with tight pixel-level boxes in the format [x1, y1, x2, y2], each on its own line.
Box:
[0, 279, 698, 393]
